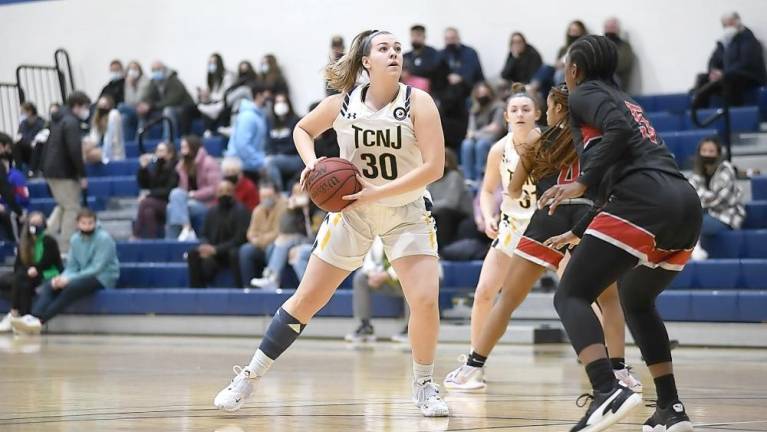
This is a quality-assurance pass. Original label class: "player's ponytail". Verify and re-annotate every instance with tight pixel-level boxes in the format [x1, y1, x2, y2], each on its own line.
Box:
[324, 29, 390, 93]
[525, 85, 578, 182]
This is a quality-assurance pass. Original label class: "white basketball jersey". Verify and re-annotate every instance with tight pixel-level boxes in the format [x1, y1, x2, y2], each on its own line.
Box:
[333, 83, 424, 207]
[500, 134, 537, 220]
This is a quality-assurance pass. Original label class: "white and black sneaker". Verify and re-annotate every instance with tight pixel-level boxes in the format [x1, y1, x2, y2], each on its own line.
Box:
[642, 400, 694, 432]
[570, 383, 642, 431]
[413, 379, 449, 417]
[344, 322, 376, 343]
[213, 365, 257, 412]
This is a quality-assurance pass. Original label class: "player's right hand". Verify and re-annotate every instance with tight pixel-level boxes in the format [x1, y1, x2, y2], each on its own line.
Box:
[299, 156, 326, 190]
[484, 216, 499, 239]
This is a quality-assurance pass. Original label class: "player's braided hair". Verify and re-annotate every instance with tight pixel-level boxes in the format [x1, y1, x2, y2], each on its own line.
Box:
[524, 84, 577, 182]
[324, 29, 392, 93]
[566, 34, 618, 84]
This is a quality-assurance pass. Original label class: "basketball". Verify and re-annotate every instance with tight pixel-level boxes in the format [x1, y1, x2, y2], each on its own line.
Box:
[306, 158, 362, 212]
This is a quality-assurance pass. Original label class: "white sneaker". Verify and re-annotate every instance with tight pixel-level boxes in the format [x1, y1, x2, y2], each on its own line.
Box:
[11, 315, 42, 335]
[250, 271, 278, 290]
[390, 330, 409, 343]
[443, 357, 486, 392]
[691, 244, 708, 261]
[615, 367, 643, 393]
[178, 226, 197, 242]
[413, 380, 449, 417]
[0, 312, 13, 333]
[214, 365, 257, 412]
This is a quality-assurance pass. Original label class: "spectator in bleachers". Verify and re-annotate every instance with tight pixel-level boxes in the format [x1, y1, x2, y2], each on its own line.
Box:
[307, 101, 339, 159]
[460, 82, 505, 183]
[258, 54, 290, 96]
[529, 20, 589, 100]
[186, 180, 250, 288]
[10, 208, 119, 335]
[500, 32, 543, 84]
[344, 238, 408, 343]
[404, 24, 446, 93]
[0, 134, 29, 241]
[83, 95, 125, 164]
[264, 93, 302, 191]
[134, 142, 179, 239]
[118, 61, 150, 142]
[694, 12, 767, 107]
[603, 17, 635, 91]
[439, 189, 497, 261]
[237, 179, 287, 288]
[325, 36, 346, 96]
[441, 27, 484, 89]
[42, 91, 90, 253]
[166, 135, 222, 240]
[0, 212, 62, 333]
[221, 156, 259, 211]
[15, 102, 45, 174]
[225, 61, 259, 113]
[427, 149, 473, 250]
[250, 183, 314, 289]
[137, 61, 197, 138]
[98, 60, 125, 106]
[225, 84, 269, 182]
[689, 136, 746, 260]
[197, 53, 235, 137]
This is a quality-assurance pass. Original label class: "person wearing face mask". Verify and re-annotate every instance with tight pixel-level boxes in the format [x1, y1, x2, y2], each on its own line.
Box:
[138, 60, 197, 140]
[257, 54, 289, 96]
[11, 209, 119, 335]
[460, 82, 506, 183]
[119, 61, 151, 141]
[225, 84, 270, 182]
[602, 17, 635, 91]
[688, 136, 745, 260]
[221, 156, 259, 211]
[237, 179, 287, 288]
[134, 142, 179, 238]
[403, 25, 445, 91]
[41, 91, 90, 253]
[198, 53, 235, 137]
[0, 133, 29, 242]
[186, 180, 250, 288]
[263, 93, 302, 191]
[693, 11, 766, 107]
[98, 60, 125, 106]
[500, 32, 543, 85]
[83, 95, 125, 164]
[0, 212, 62, 333]
[15, 102, 45, 172]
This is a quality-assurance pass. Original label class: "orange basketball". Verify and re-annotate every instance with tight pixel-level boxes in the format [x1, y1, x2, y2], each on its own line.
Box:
[305, 158, 362, 212]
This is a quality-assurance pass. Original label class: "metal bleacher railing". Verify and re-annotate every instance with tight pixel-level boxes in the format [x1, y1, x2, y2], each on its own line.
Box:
[691, 77, 733, 161]
[137, 115, 175, 155]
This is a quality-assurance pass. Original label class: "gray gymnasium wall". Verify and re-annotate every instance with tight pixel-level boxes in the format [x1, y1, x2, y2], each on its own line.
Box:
[1, 0, 765, 113]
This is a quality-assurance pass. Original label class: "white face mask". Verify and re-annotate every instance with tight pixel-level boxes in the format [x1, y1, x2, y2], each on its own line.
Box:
[110, 71, 123, 81]
[76, 107, 90, 121]
[260, 63, 270, 74]
[127, 68, 140, 79]
[273, 102, 289, 117]
[721, 26, 738, 45]
[208, 63, 217, 74]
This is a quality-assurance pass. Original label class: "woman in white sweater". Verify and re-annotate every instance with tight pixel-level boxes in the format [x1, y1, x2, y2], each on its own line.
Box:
[83, 95, 125, 164]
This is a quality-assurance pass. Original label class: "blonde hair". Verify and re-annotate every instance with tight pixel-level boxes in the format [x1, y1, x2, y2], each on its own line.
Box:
[324, 30, 391, 93]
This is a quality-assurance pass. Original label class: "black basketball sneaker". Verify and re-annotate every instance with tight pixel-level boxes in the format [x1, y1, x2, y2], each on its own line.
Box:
[570, 383, 643, 431]
[643, 400, 694, 432]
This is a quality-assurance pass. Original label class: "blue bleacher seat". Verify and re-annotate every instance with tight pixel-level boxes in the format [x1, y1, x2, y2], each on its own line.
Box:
[744, 201, 767, 229]
[116, 240, 197, 263]
[647, 112, 682, 132]
[125, 136, 225, 158]
[441, 261, 483, 289]
[752, 176, 767, 201]
[683, 106, 760, 134]
[759, 87, 767, 121]
[738, 291, 767, 322]
[632, 95, 656, 112]
[653, 93, 691, 114]
[668, 263, 694, 289]
[742, 230, 767, 259]
[660, 129, 717, 169]
[740, 259, 767, 290]
[86, 159, 140, 177]
[700, 230, 744, 258]
[656, 291, 691, 321]
[693, 260, 740, 289]
[29, 196, 105, 214]
[690, 290, 738, 322]
[29, 177, 139, 199]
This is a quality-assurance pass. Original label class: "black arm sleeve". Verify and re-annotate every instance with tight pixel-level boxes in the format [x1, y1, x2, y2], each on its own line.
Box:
[571, 85, 634, 189]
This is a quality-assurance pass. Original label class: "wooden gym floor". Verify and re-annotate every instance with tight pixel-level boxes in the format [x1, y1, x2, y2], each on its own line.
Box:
[1, 334, 765, 431]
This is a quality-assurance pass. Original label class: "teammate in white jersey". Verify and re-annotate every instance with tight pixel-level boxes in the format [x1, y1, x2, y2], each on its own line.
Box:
[444, 83, 540, 392]
[214, 30, 449, 417]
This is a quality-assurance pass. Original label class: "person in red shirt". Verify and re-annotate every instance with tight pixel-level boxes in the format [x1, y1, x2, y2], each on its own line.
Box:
[221, 157, 259, 211]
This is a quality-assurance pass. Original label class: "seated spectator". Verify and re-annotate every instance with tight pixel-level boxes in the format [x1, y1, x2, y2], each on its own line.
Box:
[500, 32, 543, 84]
[135, 142, 178, 238]
[250, 183, 314, 289]
[224, 61, 259, 120]
[137, 61, 197, 139]
[119, 61, 151, 141]
[460, 82, 505, 182]
[427, 149, 473, 250]
[530, 20, 588, 100]
[308, 101, 339, 159]
[603, 17, 635, 90]
[237, 180, 287, 288]
[166, 135, 222, 240]
[0, 132, 29, 241]
[221, 157, 259, 211]
[0, 212, 62, 332]
[344, 238, 408, 343]
[404, 24, 446, 92]
[15, 102, 45, 174]
[10, 209, 119, 334]
[186, 180, 250, 288]
[688, 136, 745, 260]
[439, 189, 497, 261]
[325, 36, 345, 96]
[83, 95, 125, 164]
[694, 11, 767, 107]
[98, 60, 125, 106]
[258, 54, 289, 95]
[197, 53, 235, 137]
[225, 84, 269, 182]
[264, 93, 302, 191]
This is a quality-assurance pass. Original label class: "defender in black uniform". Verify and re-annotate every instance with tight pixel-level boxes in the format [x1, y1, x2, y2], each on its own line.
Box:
[539, 36, 701, 432]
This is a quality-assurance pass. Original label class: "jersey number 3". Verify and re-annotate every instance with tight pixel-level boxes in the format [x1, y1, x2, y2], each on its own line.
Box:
[361, 153, 398, 180]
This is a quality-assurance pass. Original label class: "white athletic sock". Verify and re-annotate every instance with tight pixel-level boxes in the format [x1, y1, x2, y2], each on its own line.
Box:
[413, 361, 434, 385]
[247, 349, 274, 377]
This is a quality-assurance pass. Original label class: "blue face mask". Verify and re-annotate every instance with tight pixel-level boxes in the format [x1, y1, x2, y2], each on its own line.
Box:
[208, 63, 217, 74]
[151, 70, 165, 81]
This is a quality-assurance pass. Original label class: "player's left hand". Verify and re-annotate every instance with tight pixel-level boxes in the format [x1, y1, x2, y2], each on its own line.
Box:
[342, 175, 381, 211]
[544, 230, 580, 250]
[538, 182, 587, 215]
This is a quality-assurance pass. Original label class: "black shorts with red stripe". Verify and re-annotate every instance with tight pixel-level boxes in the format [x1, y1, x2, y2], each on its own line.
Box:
[584, 170, 702, 271]
[515, 202, 592, 271]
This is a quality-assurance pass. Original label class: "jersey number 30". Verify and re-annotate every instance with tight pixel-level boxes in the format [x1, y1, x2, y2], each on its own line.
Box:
[361, 153, 398, 180]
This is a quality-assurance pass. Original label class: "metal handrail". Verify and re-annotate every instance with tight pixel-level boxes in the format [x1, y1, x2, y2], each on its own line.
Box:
[691, 78, 732, 161]
[54, 48, 75, 97]
[137, 116, 175, 154]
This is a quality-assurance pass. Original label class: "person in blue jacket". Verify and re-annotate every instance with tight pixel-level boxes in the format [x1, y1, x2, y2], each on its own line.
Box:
[225, 84, 269, 182]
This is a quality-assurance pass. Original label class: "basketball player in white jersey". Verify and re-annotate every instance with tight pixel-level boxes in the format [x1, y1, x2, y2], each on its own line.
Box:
[214, 30, 449, 417]
[442, 84, 539, 392]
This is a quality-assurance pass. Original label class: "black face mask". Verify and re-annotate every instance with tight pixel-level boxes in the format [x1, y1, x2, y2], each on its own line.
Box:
[605, 32, 620, 42]
[477, 96, 492, 105]
[411, 41, 424, 50]
[1, 152, 12, 162]
[218, 195, 235, 209]
[29, 224, 45, 236]
[446, 43, 459, 51]
[567, 35, 580, 45]
[701, 156, 719, 166]
[224, 175, 239, 185]
[183, 153, 195, 162]
[80, 229, 95, 237]
[97, 107, 110, 116]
